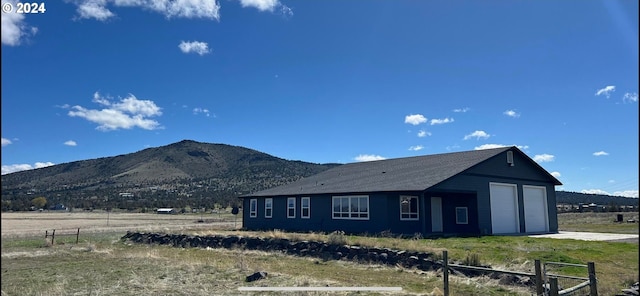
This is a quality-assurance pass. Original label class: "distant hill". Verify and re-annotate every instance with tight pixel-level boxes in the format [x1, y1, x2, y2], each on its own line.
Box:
[1, 140, 339, 211]
[555, 191, 638, 206]
[1, 140, 637, 211]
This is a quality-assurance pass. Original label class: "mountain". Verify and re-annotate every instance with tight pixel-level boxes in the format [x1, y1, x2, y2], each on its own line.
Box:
[1, 140, 637, 211]
[1, 140, 340, 211]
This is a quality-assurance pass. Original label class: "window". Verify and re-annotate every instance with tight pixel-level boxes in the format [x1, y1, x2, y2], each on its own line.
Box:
[301, 197, 310, 218]
[400, 195, 419, 220]
[249, 199, 257, 218]
[287, 197, 296, 218]
[456, 207, 468, 224]
[332, 195, 369, 220]
[264, 198, 272, 218]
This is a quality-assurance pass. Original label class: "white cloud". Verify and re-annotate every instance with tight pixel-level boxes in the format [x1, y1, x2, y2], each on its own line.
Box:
[581, 189, 639, 198]
[239, 0, 293, 16]
[64, 140, 78, 146]
[179, 40, 211, 55]
[68, 92, 163, 131]
[453, 107, 469, 113]
[463, 130, 490, 140]
[279, 5, 293, 17]
[193, 107, 211, 117]
[613, 190, 639, 198]
[76, 0, 115, 21]
[417, 130, 431, 138]
[430, 117, 454, 125]
[74, 0, 222, 21]
[475, 144, 507, 150]
[474, 144, 529, 150]
[354, 154, 386, 162]
[595, 85, 615, 98]
[1, 162, 55, 175]
[533, 154, 555, 163]
[34, 162, 54, 168]
[408, 145, 424, 151]
[581, 189, 610, 195]
[1, 0, 38, 46]
[550, 171, 561, 178]
[1, 138, 12, 147]
[623, 92, 638, 103]
[503, 110, 520, 118]
[404, 114, 427, 125]
[593, 151, 609, 156]
[239, 0, 278, 11]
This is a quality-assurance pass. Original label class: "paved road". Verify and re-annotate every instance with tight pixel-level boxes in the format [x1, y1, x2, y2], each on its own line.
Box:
[529, 231, 639, 243]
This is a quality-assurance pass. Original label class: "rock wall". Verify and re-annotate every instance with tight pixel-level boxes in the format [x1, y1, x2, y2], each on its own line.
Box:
[121, 231, 439, 271]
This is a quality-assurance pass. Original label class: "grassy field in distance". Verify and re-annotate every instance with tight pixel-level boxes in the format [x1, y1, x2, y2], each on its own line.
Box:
[1, 211, 638, 295]
[557, 211, 639, 234]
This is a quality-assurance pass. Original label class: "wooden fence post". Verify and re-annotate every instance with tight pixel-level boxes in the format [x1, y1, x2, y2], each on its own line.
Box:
[443, 250, 449, 296]
[76, 228, 80, 244]
[51, 229, 56, 245]
[549, 277, 559, 296]
[535, 259, 544, 296]
[588, 262, 598, 296]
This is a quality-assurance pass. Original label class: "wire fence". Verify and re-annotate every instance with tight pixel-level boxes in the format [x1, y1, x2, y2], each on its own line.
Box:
[441, 250, 597, 296]
[44, 228, 81, 245]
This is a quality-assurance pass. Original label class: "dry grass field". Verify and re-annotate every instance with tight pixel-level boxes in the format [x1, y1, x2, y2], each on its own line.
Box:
[1, 211, 638, 296]
[1, 211, 240, 238]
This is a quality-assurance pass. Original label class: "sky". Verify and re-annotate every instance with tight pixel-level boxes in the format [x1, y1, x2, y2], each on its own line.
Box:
[1, 0, 638, 198]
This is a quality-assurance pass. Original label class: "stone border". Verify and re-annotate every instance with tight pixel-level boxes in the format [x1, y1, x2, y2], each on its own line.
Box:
[121, 231, 439, 271]
[120, 231, 535, 288]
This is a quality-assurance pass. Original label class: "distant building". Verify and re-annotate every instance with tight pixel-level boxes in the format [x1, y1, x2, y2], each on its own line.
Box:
[157, 208, 175, 214]
[50, 204, 67, 211]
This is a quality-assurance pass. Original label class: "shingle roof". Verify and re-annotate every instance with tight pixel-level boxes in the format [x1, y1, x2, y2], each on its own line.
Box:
[243, 146, 558, 197]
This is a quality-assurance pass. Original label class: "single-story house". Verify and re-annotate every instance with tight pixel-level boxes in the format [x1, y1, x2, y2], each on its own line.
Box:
[240, 146, 562, 236]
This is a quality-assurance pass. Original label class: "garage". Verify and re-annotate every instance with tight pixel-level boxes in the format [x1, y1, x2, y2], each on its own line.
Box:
[523, 185, 549, 233]
[489, 183, 520, 234]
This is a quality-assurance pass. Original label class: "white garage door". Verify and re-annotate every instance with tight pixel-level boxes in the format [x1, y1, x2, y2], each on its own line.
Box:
[490, 183, 520, 234]
[523, 185, 548, 233]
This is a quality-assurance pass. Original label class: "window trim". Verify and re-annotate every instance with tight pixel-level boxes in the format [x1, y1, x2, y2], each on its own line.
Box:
[264, 198, 272, 218]
[287, 197, 296, 218]
[456, 207, 468, 224]
[301, 197, 310, 219]
[249, 199, 257, 218]
[399, 195, 419, 221]
[332, 195, 370, 220]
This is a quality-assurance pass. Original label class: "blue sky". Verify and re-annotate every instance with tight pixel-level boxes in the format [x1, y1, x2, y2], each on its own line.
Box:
[1, 0, 638, 198]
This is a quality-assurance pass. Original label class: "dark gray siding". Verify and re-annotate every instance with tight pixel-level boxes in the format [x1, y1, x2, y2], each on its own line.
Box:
[432, 150, 559, 234]
[244, 193, 395, 234]
[384, 193, 423, 235]
[434, 192, 479, 234]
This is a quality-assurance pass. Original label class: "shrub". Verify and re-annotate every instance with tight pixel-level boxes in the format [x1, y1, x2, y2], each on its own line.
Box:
[327, 231, 346, 245]
[378, 229, 394, 238]
[464, 252, 481, 267]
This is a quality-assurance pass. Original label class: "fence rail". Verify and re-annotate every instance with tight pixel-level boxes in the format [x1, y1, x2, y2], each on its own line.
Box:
[441, 250, 597, 296]
[44, 228, 80, 245]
